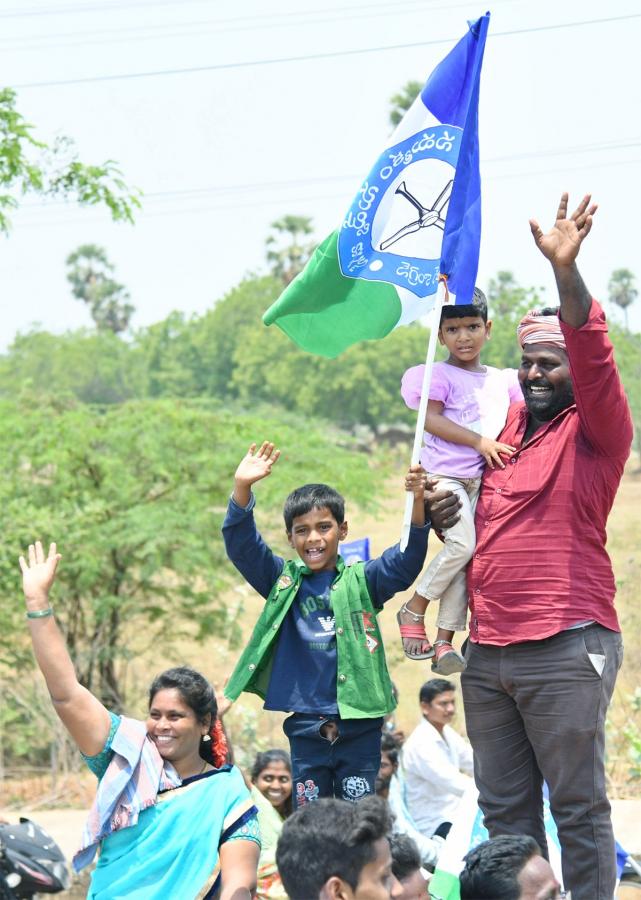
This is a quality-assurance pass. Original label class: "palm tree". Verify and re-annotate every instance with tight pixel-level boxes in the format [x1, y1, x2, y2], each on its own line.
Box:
[608, 268, 638, 330]
[66, 244, 134, 334]
[265, 215, 315, 285]
[389, 80, 423, 128]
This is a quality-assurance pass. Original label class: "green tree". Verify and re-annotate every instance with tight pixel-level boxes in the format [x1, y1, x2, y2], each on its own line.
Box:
[0, 88, 140, 233]
[0, 275, 283, 405]
[389, 80, 423, 127]
[157, 274, 283, 399]
[608, 322, 641, 460]
[608, 268, 638, 330]
[233, 320, 429, 430]
[265, 215, 316, 285]
[136, 311, 200, 398]
[0, 397, 380, 713]
[482, 271, 543, 369]
[66, 244, 135, 334]
[0, 327, 145, 404]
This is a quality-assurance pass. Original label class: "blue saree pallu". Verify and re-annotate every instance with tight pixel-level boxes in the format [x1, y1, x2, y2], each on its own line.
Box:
[88, 765, 256, 899]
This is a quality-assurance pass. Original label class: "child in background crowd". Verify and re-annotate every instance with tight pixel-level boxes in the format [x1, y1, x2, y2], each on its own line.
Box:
[222, 440, 435, 807]
[398, 288, 521, 674]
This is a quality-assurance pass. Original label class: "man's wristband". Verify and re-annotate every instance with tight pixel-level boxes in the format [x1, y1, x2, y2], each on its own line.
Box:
[26, 607, 54, 620]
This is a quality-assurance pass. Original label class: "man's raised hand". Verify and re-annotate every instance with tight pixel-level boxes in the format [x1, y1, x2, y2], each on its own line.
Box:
[426, 485, 462, 533]
[529, 192, 598, 268]
[19, 541, 62, 609]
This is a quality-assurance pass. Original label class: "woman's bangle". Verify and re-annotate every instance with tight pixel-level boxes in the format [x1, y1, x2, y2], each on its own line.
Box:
[26, 607, 54, 620]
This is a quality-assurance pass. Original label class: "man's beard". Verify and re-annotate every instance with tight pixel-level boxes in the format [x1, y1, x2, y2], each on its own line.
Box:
[375, 774, 391, 794]
[522, 379, 575, 422]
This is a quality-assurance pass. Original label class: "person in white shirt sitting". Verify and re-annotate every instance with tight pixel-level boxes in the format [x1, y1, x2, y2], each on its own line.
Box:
[403, 678, 473, 838]
[376, 733, 444, 870]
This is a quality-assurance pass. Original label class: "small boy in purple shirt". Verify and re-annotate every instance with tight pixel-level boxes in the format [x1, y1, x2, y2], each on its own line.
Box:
[398, 288, 521, 674]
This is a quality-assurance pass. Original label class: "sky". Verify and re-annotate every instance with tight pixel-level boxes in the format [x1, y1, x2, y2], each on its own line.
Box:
[1, 0, 640, 350]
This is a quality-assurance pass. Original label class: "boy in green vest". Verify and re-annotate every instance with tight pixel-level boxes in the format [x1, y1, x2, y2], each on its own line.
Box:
[223, 440, 438, 807]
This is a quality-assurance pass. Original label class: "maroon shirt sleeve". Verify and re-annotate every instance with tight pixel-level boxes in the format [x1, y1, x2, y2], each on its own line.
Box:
[560, 299, 633, 459]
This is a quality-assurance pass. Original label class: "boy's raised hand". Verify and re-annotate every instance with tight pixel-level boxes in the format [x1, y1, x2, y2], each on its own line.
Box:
[233, 441, 281, 507]
[19, 541, 62, 610]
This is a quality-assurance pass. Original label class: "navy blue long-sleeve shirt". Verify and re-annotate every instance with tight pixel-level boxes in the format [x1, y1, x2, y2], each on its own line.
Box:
[222, 494, 429, 715]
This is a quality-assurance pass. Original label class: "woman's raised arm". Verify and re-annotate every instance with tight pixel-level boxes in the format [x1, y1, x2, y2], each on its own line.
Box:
[19, 541, 112, 757]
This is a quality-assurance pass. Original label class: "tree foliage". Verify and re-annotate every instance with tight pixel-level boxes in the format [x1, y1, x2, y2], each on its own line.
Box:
[606, 321, 641, 459]
[608, 268, 638, 330]
[66, 244, 135, 334]
[1, 269, 638, 448]
[482, 270, 543, 369]
[0, 87, 140, 233]
[233, 319, 428, 430]
[265, 215, 316, 285]
[0, 395, 380, 721]
[0, 328, 145, 404]
[174, 275, 283, 399]
[389, 80, 423, 127]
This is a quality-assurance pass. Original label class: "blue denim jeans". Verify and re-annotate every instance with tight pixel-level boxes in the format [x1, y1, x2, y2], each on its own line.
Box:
[283, 713, 383, 806]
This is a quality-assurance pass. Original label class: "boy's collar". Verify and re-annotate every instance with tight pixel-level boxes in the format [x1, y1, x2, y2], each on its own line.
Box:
[292, 555, 345, 577]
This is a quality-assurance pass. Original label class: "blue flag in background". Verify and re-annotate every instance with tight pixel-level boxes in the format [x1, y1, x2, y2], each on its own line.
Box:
[339, 537, 371, 565]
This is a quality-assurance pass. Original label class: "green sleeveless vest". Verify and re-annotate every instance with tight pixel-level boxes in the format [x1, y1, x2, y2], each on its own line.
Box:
[224, 556, 396, 719]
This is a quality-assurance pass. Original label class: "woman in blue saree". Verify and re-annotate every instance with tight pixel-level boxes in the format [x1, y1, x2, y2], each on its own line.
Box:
[20, 541, 259, 900]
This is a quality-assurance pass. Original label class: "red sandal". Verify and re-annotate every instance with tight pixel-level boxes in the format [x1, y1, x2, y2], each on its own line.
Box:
[431, 640, 466, 675]
[396, 604, 435, 660]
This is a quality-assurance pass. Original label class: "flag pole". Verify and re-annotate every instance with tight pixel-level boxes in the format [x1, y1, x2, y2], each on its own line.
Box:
[399, 277, 446, 551]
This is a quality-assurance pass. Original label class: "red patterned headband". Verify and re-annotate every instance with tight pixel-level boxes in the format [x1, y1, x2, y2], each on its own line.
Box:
[517, 310, 566, 350]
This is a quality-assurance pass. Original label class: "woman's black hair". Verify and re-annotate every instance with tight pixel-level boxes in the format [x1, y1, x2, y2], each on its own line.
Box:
[148, 666, 227, 767]
[251, 748, 293, 816]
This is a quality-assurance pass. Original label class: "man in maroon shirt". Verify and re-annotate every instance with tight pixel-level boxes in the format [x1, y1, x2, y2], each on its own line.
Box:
[461, 193, 633, 900]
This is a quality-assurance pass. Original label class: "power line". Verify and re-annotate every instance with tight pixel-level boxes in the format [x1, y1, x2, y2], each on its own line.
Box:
[13, 154, 641, 228]
[0, 0, 438, 31]
[0, 0, 492, 53]
[16, 136, 641, 213]
[0, 0, 495, 22]
[11, 13, 641, 90]
[0, 0, 216, 19]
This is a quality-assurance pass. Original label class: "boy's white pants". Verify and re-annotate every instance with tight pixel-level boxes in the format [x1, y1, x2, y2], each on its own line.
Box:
[416, 473, 481, 632]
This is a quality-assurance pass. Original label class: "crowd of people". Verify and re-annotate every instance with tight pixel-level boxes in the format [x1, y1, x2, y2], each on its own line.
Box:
[17, 191, 631, 900]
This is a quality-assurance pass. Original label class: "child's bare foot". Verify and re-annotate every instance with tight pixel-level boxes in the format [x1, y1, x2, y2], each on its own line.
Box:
[396, 595, 434, 660]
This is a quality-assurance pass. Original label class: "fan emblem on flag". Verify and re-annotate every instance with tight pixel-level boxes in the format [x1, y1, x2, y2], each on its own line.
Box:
[338, 124, 461, 299]
[378, 178, 452, 252]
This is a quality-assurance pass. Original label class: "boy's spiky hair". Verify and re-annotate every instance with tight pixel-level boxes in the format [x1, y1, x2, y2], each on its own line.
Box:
[277, 797, 392, 900]
[283, 483, 345, 532]
[440, 286, 488, 323]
